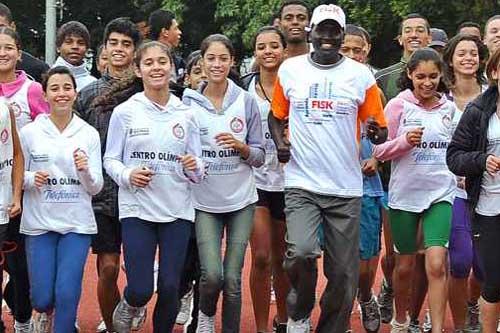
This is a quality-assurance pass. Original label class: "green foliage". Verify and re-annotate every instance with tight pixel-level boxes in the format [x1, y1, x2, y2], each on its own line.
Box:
[7, 0, 499, 66]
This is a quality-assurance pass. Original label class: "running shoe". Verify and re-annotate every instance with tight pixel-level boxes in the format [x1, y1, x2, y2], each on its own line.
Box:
[407, 319, 422, 333]
[422, 310, 432, 333]
[112, 298, 142, 333]
[196, 310, 215, 333]
[360, 294, 381, 332]
[32, 312, 52, 333]
[390, 317, 410, 333]
[14, 320, 32, 333]
[287, 317, 311, 333]
[176, 288, 193, 325]
[378, 279, 394, 324]
[131, 306, 147, 331]
[96, 319, 107, 333]
[465, 302, 480, 333]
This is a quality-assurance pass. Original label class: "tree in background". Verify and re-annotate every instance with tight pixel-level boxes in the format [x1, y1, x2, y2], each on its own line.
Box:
[9, 0, 499, 67]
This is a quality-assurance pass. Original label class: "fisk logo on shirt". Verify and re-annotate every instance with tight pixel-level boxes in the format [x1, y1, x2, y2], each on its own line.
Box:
[308, 99, 335, 111]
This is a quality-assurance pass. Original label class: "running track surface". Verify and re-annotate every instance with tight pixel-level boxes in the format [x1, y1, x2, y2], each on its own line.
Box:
[1, 249, 455, 332]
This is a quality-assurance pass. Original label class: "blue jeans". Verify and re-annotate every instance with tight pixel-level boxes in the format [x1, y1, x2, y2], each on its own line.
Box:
[25, 232, 91, 333]
[196, 204, 255, 333]
[121, 218, 191, 333]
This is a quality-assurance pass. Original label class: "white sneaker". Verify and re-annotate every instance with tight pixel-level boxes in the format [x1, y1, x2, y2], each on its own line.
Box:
[390, 317, 410, 333]
[176, 288, 193, 325]
[96, 319, 107, 333]
[196, 311, 215, 333]
[422, 309, 432, 333]
[287, 317, 310, 333]
[131, 306, 147, 331]
[14, 319, 32, 333]
[32, 312, 53, 333]
[113, 298, 142, 333]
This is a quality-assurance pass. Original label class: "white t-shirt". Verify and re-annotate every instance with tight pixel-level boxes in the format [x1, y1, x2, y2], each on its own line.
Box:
[476, 112, 500, 216]
[0, 103, 13, 225]
[20, 114, 103, 235]
[271, 55, 386, 197]
[249, 77, 284, 192]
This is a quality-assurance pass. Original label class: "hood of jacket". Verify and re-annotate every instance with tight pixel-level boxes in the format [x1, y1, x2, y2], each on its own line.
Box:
[0, 70, 30, 98]
[125, 91, 189, 116]
[396, 88, 449, 110]
[182, 78, 243, 114]
[36, 113, 87, 138]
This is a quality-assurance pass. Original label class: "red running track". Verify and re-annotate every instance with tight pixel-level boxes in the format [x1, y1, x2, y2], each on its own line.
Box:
[1, 248, 455, 332]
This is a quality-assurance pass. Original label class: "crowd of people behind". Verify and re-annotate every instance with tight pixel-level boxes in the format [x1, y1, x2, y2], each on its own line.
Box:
[1, 1, 500, 333]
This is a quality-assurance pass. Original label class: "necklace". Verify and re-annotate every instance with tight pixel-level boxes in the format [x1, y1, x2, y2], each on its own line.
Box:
[257, 76, 272, 103]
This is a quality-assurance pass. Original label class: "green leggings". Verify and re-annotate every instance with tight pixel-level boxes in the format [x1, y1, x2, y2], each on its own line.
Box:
[388, 201, 452, 254]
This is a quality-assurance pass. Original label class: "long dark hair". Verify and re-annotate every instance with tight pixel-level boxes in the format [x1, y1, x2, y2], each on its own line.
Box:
[397, 47, 447, 93]
[443, 33, 487, 87]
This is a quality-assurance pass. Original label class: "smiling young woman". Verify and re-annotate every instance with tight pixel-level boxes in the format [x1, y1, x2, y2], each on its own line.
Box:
[183, 34, 265, 333]
[373, 48, 457, 333]
[103, 41, 204, 333]
[442, 33, 487, 333]
[242, 26, 289, 333]
[0, 25, 48, 332]
[20, 67, 103, 333]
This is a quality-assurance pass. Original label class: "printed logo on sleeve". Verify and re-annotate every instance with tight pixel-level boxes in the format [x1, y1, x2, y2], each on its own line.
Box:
[172, 123, 185, 140]
[0, 129, 8, 144]
[128, 128, 150, 137]
[402, 118, 423, 127]
[200, 127, 209, 136]
[31, 153, 49, 163]
[230, 117, 245, 133]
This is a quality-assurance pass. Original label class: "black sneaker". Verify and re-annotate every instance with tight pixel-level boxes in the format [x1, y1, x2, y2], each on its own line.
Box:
[360, 295, 381, 332]
[378, 279, 394, 324]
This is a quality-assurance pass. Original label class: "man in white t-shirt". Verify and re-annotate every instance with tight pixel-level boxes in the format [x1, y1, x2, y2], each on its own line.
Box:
[269, 4, 387, 333]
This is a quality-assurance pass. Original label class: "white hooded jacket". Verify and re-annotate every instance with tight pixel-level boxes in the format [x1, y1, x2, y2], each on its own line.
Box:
[20, 114, 103, 235]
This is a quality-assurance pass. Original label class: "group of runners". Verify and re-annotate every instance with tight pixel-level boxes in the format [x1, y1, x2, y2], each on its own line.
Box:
[0, 0, 500, 333]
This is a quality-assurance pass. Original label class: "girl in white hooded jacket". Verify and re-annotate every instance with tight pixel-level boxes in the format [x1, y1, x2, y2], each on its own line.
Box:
[20, 66, 103, 333]
[104, 42, 204, 333]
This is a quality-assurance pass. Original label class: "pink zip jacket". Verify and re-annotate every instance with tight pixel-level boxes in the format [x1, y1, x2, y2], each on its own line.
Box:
[373, 89, 449, 161]
[0, 70, 49, 120]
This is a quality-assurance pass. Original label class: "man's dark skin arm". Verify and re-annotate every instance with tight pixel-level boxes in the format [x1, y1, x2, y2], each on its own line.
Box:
[268, 112, 291, 163]
[366, 117, 388, 145]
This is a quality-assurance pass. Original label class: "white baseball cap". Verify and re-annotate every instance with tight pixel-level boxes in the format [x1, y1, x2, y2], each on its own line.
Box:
[310, 4, 346, 29]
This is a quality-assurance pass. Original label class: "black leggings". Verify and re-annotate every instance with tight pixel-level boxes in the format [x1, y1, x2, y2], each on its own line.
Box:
[474, 213, 500, 303]
[3, 216, 32, 323]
